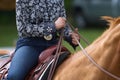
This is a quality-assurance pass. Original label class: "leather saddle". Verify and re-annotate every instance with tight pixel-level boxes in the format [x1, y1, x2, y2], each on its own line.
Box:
[0, 45, 70, 80]
[26, 45, 70, 80]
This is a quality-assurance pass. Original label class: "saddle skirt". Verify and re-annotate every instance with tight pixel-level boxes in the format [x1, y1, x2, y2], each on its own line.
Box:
[26, 45, 71, 80]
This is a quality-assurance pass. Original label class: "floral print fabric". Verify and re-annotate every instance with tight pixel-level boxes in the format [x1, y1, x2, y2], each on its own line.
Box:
[16, 0, 71, 37]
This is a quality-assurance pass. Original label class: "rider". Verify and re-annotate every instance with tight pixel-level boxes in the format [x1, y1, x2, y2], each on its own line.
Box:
[6, 0, 80, 80]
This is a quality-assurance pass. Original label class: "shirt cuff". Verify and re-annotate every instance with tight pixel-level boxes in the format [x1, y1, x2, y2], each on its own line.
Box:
[43, 22, 56, 36]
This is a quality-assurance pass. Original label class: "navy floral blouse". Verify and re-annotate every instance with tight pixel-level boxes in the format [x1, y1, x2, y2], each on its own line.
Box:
[16, 0, 71, 38]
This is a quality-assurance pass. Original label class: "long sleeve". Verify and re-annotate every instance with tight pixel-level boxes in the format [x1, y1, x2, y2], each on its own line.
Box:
[16, 0, 72, 38]
[58, 0, 72, 37]
[16, 0, 77, 48]
[59, 1, 77, 49]
[16, 0, 57, 37]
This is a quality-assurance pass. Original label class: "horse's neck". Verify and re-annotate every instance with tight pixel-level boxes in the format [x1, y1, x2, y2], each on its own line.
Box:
[92, 16, 120, 45]
[86, 23, 120, 76]
[53, 17, 120, 80]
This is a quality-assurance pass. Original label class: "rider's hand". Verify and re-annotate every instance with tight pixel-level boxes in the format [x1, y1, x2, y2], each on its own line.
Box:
[55, 17, 66, 30]
[71, 28, 80, 45]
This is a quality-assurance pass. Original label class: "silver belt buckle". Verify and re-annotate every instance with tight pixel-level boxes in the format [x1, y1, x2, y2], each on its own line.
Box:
[44, 34, 53, 40]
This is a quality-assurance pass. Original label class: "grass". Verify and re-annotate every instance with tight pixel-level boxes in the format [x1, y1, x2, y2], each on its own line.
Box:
[0, 11, 17, 47]
[0, 24, 18, 47]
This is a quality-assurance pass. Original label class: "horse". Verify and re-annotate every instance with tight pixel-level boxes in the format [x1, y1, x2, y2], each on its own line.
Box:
[0, 16, 120, 80]
[0, 50, 9, 55]
[53, 16, 120, 80]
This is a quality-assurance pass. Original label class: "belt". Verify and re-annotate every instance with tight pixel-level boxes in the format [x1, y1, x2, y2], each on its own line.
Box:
[19, 33, 58, 41]
[44, 34, 53, 40]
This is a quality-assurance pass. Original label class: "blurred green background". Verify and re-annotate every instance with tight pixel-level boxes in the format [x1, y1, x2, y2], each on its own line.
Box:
[0, 0, 106, 52]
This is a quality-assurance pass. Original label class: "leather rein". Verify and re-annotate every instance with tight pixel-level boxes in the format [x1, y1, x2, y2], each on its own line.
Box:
[67, 21, 120, 80]
[47, 29, 64, 80]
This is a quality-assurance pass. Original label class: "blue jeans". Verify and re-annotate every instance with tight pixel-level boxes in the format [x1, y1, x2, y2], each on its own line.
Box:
[6, 37, 58, 80]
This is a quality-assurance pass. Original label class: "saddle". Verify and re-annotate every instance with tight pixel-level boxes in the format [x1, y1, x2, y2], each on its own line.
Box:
[0, 45, 70, 80]
[26, 45, 70, 80]
[0, 30, 71, 80]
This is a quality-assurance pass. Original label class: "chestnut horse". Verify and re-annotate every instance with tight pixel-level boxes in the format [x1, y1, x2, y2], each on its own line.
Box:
[0, 17, 120, 80]
[53, 16, 120, 80]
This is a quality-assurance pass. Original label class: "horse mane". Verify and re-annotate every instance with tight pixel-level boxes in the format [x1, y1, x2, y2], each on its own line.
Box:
[101, 16, 120, 29]
[90, 16, 120, 45]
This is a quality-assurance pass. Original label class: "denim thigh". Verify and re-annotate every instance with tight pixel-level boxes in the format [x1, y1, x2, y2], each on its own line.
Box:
[7, 46, 46, 80]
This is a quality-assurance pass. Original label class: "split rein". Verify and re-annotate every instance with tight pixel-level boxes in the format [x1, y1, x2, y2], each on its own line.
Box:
[67, 21, 120, 80]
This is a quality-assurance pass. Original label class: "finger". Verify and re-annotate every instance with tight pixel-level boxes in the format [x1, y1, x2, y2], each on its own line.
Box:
[72, 40, 78, 45]
[71, 33, 79, 38]
[72, 38, 78, 43]
[62, 17, 66, 21]
[74, 28, 78, 33]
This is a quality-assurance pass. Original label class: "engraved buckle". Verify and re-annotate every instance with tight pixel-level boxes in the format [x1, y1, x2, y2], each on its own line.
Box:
[44, 34, 53, 40]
